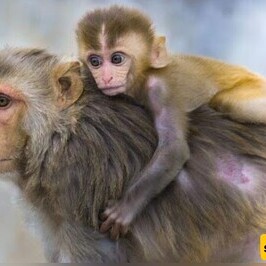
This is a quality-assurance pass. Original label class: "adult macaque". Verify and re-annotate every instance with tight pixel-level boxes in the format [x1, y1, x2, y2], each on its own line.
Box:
[76, 5, 266, 238]
[1, 48, 266, 262]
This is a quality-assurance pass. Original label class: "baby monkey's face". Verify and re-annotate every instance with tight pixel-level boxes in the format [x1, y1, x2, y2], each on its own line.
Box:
[76, 6, 170, 97]
[86, 48, 132, 96]
[79, 32, 152, 96]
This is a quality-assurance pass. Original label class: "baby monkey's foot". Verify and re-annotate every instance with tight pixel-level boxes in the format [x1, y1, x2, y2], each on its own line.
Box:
[209, 91, 235, 114]
[100, 200, 135, 240]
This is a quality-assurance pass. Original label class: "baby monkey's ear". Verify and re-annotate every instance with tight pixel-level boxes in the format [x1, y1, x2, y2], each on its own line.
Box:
[150, 36, 170, 68]
[52, 61, 84, 110]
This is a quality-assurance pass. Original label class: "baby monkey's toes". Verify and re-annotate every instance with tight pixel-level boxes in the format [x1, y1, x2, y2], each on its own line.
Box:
[100, 201, 132, 240]
[209, 93, 233, 113]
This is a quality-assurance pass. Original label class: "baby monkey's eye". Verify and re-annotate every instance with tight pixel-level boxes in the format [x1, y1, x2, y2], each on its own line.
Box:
[0, 94, 11, 108]
[88, 55, 103, 68]
[111, 53, 125, 65]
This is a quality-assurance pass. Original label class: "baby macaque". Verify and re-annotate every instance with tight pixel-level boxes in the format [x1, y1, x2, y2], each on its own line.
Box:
[76, 5, 266, 239]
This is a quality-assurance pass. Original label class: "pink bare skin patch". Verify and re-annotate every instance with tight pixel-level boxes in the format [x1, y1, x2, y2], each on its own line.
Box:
[217, 153, 249, 185]
[177, 152, 264, 195]
[216, 152, 264, 192]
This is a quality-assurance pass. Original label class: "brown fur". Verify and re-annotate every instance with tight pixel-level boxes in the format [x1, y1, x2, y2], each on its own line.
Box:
[0, 48, 266, 262]
[76, 5, 154, 50]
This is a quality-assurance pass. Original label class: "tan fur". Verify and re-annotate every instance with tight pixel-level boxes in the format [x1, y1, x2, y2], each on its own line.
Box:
[150, 36, 170, 68]
[115, 33, 150, 62]
[52, 61, 84, 110]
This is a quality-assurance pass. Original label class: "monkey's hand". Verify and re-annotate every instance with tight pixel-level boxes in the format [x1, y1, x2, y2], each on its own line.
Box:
[99, 199, 137, 240]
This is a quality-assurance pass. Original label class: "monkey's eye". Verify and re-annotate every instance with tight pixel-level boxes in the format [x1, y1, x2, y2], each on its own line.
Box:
[0, 94, 11, 109]
[88, 55, 103, 68]
[111, 53, 125, 65]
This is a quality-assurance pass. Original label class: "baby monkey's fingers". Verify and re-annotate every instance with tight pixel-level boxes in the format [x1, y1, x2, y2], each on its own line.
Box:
[100, 212, 116, 233]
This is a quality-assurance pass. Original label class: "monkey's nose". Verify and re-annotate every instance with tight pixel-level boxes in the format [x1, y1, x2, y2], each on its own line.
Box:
[103, 76, 113, 85]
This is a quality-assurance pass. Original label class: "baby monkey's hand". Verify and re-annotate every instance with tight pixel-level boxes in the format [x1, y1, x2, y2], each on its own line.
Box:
[100, 198, 139, 240]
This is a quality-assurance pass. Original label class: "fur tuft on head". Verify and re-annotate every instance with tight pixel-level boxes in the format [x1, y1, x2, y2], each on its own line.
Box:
[76, 5, 155, 50]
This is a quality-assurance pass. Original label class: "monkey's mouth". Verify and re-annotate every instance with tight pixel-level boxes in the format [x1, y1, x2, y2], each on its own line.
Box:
[100, 85, 126, 96]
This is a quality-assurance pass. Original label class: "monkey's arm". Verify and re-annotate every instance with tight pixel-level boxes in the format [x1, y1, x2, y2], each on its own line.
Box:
[178, 55, 266, 123]
[100, 77, 189, 240]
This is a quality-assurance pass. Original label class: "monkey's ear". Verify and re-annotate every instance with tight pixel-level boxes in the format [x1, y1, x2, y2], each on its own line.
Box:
[52, 61, 84, 110]
[150, 36, 170, 69]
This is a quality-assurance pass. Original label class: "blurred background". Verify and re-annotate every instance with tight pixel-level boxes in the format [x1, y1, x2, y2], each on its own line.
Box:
[0, 0, 266, 262]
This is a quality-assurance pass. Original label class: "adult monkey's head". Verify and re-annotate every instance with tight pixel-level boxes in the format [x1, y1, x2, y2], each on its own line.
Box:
[0, 48, 84, 177]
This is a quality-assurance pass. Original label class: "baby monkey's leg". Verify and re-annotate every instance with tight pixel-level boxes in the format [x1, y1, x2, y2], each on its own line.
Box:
[100, 77, 189, 240]
[210, 79, 266, 123]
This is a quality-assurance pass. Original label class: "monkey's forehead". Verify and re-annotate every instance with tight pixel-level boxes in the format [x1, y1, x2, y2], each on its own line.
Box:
[0, 48, 58, 77]
[77, 6, 154, 50]
[0, 48, 61, 98]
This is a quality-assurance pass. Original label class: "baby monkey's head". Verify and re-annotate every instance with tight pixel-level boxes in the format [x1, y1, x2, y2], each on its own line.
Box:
[76, 5, 169, 96]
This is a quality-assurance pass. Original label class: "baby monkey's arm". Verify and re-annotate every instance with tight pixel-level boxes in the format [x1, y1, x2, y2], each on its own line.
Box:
[100, 77, 189, 240]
